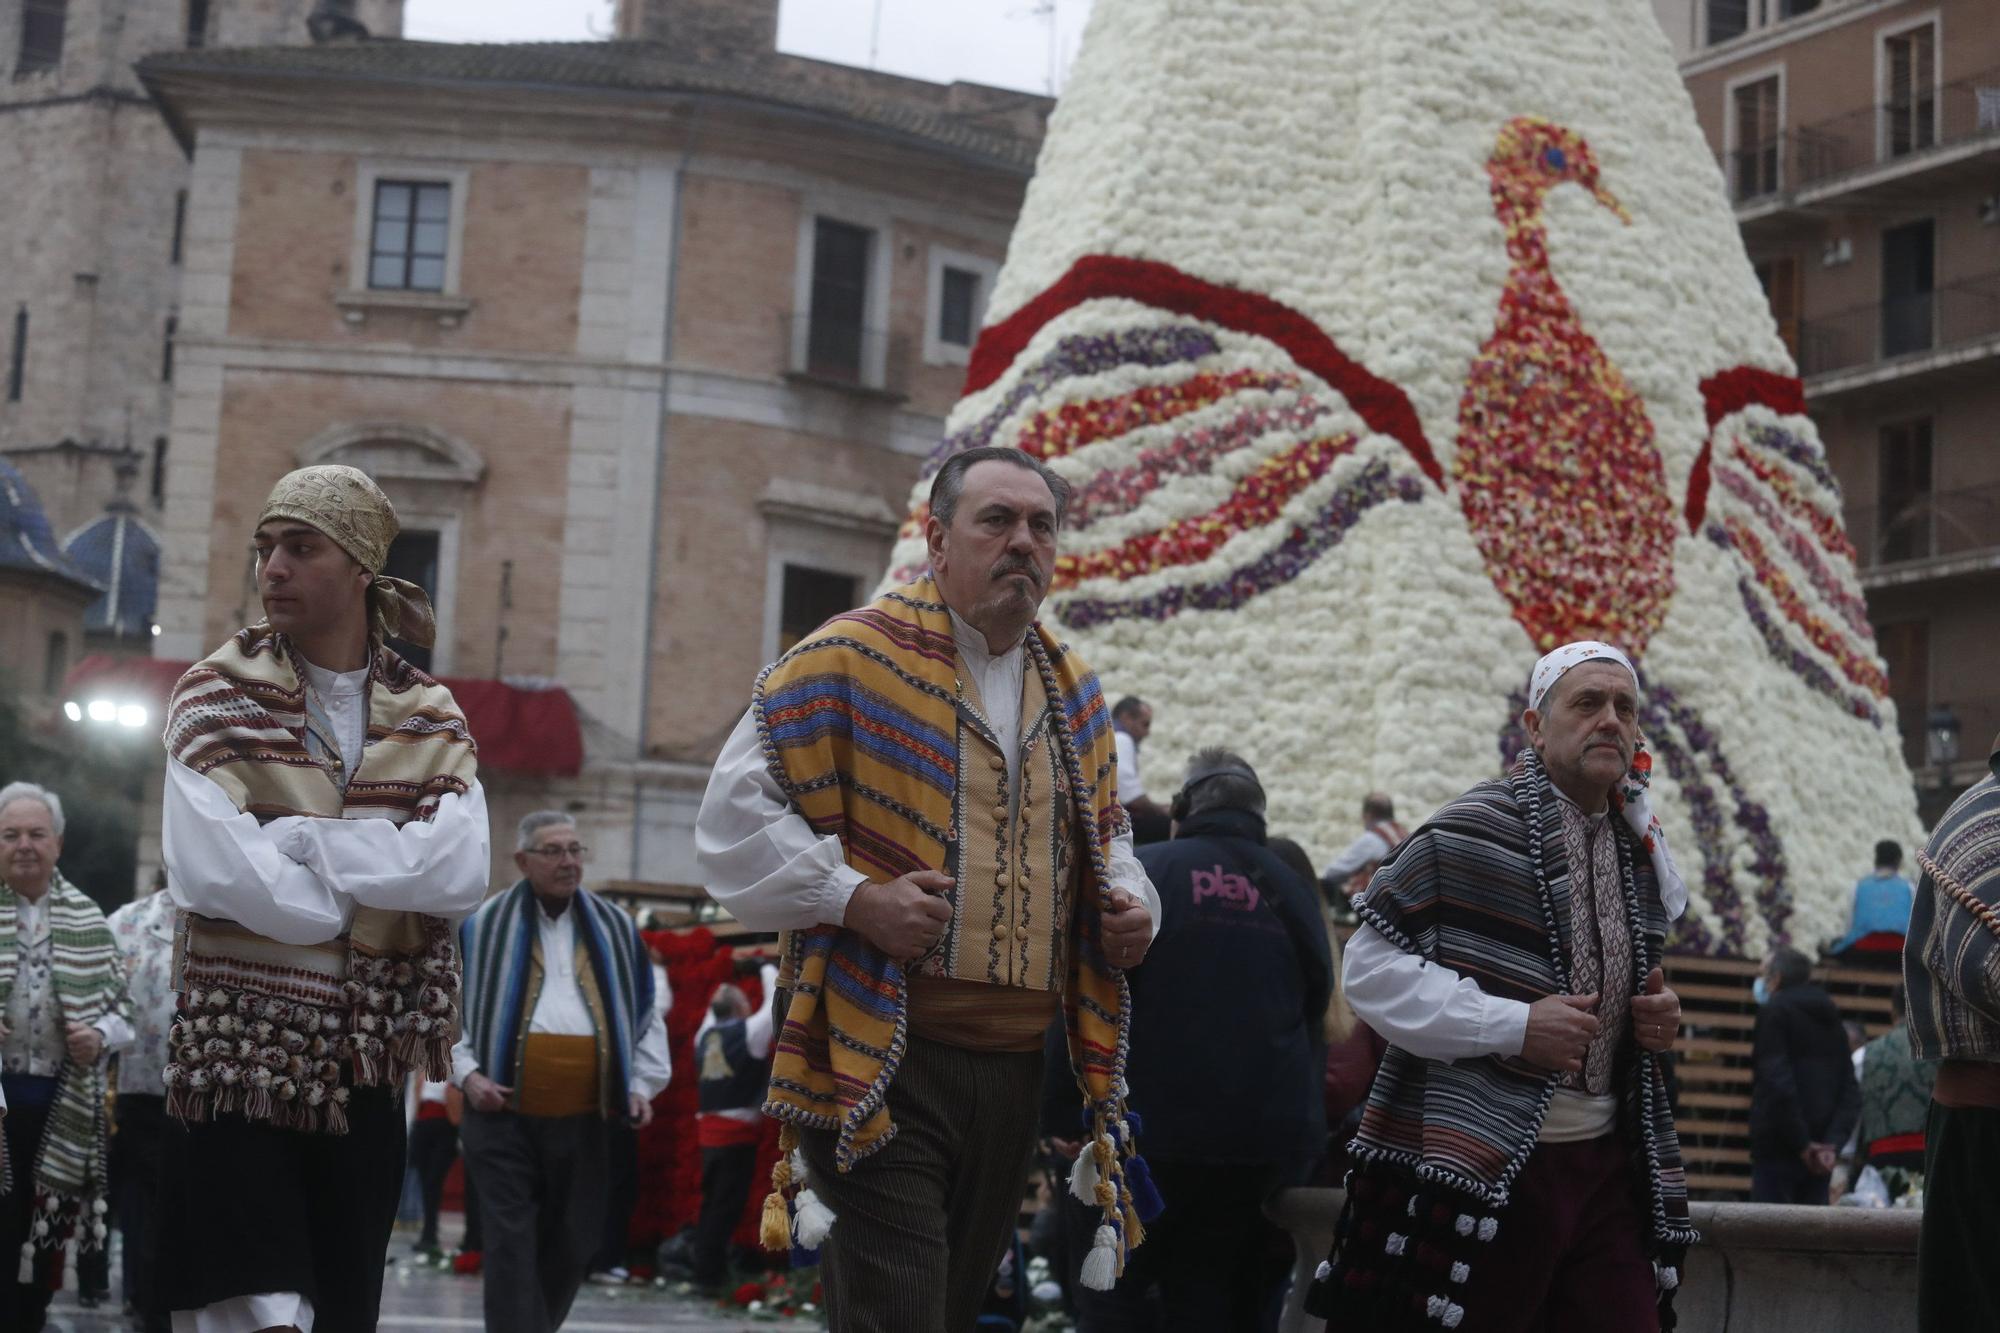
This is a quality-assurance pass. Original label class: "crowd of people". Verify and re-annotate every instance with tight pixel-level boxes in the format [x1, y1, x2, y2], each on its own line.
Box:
[0, 449, 1994, 1333]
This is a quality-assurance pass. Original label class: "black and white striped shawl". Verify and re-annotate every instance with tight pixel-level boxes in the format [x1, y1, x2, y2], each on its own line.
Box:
[1308, 750, 1695, 1330]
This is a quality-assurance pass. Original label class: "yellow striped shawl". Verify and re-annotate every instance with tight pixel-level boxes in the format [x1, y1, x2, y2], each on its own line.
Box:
[161, 626, 477, 1131]
[752, 580, 1148, 1271]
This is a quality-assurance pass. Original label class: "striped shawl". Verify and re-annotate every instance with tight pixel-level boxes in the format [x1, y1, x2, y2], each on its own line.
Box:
[458, 881, 656, 1116]
[0, 873, 127, 1279]
[161, 626, 476, 1132]
[1906, 749, 2000, 1063]
[752, 579, 1147, 1273]
[1308, 750, 1694, 1331]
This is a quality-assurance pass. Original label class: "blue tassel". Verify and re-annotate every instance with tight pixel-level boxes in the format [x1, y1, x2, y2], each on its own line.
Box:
[1124, 1108, 1145, 1137]
[1124, 1152, 1165, 1223]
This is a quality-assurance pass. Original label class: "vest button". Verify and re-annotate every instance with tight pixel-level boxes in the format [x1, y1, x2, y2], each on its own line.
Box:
[993, 806, 1008, 823]
[991, 922, 1009, 941]
[989, 755, 1004, 772]
[993, 870, 1009, 888]
[1014, 924, 1029, 942]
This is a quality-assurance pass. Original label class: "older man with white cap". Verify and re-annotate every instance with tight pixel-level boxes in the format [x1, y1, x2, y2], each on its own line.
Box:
[155, 464, 490, 1333]
[1306, 641, 1696, 1333]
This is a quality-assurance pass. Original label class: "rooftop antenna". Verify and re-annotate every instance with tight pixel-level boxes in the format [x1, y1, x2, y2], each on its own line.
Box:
[1011, 0, 1060, 95]
[869, 0, 884, 69]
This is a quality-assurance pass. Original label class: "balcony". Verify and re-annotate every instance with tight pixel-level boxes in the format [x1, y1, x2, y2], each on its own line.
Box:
[1797, 270, 2000, 399]
[1842, 481, 2000, 589]
[1727, 65, 2000, 223]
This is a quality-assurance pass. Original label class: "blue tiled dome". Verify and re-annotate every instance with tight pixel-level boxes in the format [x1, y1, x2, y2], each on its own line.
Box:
[64, 502, 160, 637]
[0, 458, 99, 593]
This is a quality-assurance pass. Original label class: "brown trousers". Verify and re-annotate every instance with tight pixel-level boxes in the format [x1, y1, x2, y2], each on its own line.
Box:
[798, 1037, 1044, 1333]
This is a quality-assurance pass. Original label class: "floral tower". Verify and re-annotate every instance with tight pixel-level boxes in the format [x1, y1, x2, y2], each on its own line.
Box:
[883, 0, 1922, 957]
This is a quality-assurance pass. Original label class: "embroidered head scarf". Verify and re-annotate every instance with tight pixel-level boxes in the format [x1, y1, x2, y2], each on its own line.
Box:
[259, 465, 436, 649]
[0, 871, 127, 1280]
[1527, 640, 1687, 920]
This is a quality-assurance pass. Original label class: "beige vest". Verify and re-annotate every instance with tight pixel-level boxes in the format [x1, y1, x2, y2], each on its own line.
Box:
[905, 652, 1079, 1051]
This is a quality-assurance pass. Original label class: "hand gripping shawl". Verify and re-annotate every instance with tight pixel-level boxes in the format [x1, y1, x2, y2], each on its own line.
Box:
[458, 880, 656, 1117]
[1306, 749, 1696, 1332]
[751, 579, 1151, 1282]
[0, 872, 127, 1280]
[161, 626, 477, 1132]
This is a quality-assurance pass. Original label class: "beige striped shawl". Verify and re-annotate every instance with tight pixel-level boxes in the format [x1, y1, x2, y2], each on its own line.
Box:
[162, 626, 477, 1132]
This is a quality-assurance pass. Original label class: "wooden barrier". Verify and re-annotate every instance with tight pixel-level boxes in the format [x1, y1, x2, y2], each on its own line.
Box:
[1267, 1187, 1921, 1332]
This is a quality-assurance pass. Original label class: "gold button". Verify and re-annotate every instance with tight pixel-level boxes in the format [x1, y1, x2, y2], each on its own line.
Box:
[992, 922, 1009, 941]
[1015, 879, 1030, 894]
[994, 806, 1008, 822]
[1015, 924, 1029, 942]
[994, 870, 1009, 888]
[989, 755, 1004, 772]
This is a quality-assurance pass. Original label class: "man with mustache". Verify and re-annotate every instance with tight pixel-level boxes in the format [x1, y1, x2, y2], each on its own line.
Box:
[696, 446, 1160, 1331]
[1307, 642, 1696, 1333]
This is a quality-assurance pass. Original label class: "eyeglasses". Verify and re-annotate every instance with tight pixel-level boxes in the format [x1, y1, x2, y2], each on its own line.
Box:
[525, 843, 590, 861]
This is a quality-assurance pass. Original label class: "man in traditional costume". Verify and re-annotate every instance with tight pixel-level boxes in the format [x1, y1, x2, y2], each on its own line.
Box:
[1904, 731, 2000, 1329]
[0, 781, 133, 1333]
[158, 464, 491, 1333]
[689, 958, 779, 1293]
[1308, 642, 1696, 1333]
[453, 810, 670, 1333]
[696, 445, 1161, 1332]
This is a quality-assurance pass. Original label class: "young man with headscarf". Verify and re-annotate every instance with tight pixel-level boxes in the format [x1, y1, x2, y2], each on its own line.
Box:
[695, 446, 1160, 1332]
[1307, 642, 1696, 1333]
[157, 464, 491, 1333]
[0, 781, 134, 1333]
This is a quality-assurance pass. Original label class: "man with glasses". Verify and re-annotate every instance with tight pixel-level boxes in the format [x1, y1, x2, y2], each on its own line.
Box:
[453, 812, 670, 1333]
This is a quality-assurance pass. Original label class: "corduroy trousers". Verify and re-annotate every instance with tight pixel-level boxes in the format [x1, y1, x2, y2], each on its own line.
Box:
[798, 1037, 1044, 1333]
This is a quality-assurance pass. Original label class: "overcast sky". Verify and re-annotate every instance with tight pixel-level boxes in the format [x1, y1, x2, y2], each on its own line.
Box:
[402, 0, 1096, 95]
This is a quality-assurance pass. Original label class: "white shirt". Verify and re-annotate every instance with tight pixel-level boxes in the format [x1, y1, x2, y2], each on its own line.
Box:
[1113, 729, 1146, 806]
[1324, 829, 1395, 884]
[446, 902, 673, 1102]
[694, 962, 781, 1126]
[299, 660, 369, 788]
[694, 621, 1161, 937]
[161, 680, 491, 1333]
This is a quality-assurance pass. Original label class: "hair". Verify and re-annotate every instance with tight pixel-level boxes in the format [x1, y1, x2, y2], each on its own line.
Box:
[1874, 839, 1903, 870]
[1270, 834, 1357, 1044]
[0, 781, 64, 837]
[927, 446, 1072, 529]
[1362, 792, 1396, 824]
[516, 809, 576, 853]
[1768, 945, 1812, 989]
[1111, 696, 1147, 722]
[710, 983, 749, 1021]
[1180, 747, 1265, 818]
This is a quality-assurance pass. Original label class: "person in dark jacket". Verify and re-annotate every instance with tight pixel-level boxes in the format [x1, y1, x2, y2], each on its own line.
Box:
[1073, 749, 1332, 1332]
[1749, 945, 1860, 1204]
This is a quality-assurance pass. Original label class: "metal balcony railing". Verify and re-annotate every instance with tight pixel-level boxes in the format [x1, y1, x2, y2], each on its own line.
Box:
[1796, 270, 2000, 379]
[1842, 480, 2000, 572]
[1726, 64, 2000, 204]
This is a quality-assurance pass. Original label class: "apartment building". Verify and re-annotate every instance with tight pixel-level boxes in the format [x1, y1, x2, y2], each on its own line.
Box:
[1665, 0, 2000, 821]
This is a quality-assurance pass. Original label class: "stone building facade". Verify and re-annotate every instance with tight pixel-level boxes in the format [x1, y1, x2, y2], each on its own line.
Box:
[138, 0, 1049, 887]
[1666, 0, 2000, 819]
[0, 0, 402, 613]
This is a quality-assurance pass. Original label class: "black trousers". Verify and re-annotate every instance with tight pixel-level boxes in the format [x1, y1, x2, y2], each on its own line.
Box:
[593, 1121, 638, 1271]
[158, 1087, 406, 1333]
[113, 1093, 172, 1332]
[1073, 1160, 1290, 1333]
[692, 1141, 760, 1288]
[798, 1037, 1044, 1333]
[1, 1075, 60, 1333]
[1920, 1100, 2000, 1331]
[408, 1117, 459, 1249]
[460, 1109, 610, 1333]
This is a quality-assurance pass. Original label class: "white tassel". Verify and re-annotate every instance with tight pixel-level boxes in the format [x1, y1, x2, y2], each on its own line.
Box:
[791, 1188, 836, 1248]
[18, 1241, 33, 1285]
[790, 1148, 809, 1179]
[1449, 1261, 1469, 1284]
[1079, 1225, 1119, 1291]
[1068, 1141, 1101, 1203]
